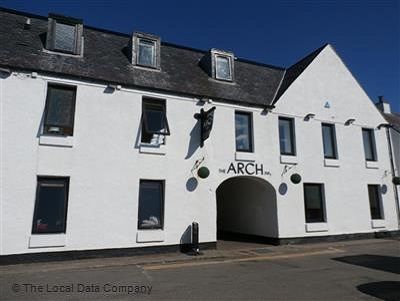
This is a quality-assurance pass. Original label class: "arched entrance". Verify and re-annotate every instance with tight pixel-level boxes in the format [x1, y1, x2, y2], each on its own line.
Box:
[216, 176, 278, 242]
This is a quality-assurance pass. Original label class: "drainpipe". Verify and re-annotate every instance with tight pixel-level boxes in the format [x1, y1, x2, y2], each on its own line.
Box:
[384, 127, 400, 229]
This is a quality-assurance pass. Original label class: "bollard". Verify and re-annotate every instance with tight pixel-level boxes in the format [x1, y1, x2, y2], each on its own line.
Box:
[192, 222, 199, 255]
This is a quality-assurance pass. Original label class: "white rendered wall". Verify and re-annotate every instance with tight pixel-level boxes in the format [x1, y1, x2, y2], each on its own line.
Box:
[1, 45, 399, 255]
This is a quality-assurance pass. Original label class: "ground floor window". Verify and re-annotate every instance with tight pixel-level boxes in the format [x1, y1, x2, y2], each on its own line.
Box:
[138, 180, 164, 229]
[304, 183, 325, 223]
[32, 177, 69, 234]
[368, 185, 383, 220]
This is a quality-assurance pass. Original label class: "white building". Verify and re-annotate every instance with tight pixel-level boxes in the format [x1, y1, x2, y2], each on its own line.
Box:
[1, 9, 399, 260]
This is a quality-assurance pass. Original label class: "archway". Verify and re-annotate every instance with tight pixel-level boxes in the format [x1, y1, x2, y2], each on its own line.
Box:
[216, 176, 278, 242]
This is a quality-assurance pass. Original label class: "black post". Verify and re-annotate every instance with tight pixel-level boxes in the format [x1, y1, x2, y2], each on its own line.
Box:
[192, 222, 199, 255]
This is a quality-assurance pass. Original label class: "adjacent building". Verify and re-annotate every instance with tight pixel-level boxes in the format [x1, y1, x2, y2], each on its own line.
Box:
[0, 8, 399, 259]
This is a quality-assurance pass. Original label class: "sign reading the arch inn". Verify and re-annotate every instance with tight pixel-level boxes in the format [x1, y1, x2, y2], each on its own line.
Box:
[219, 162, 271, 176]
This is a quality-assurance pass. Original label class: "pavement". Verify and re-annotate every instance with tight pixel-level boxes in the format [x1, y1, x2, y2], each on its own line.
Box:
[0, 237, 399, 300]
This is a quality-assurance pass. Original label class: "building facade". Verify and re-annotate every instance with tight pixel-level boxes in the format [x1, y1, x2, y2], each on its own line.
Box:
[1, 8, 399, 258]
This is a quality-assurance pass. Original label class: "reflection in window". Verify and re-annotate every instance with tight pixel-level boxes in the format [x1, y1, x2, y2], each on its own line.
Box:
[215, 55, 232, 80]
[44, 84, 76, 136]
[368, 185, 383, 220]
[235, 112, 253, 152]
[279, 117, 295, 155]
[141, 99, 170, 144]
[304, 184, 325, 223]
[54, 22, 76, 53]
[138, 39, 156, 67]
[362, 128, 377, 161]
[322, 123, 338, 159]
[138, 181, 164, 230]
[32, 177, 69, 234]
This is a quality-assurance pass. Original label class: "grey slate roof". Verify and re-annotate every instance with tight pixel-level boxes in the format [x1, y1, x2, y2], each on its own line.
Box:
[0, 8, 323, 107]
[383, 112, 400, 131]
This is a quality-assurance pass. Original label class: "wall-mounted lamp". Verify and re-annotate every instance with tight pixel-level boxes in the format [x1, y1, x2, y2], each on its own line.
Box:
[344, 118, 356, 126]
[262, 105, 275, 114]
[304, 113, 316, 121]
[377, 123, 391, 130]
[107, 84, 122, 91]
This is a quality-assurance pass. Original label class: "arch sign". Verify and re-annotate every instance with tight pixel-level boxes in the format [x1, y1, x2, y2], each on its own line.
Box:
[219, 162, 271, 176]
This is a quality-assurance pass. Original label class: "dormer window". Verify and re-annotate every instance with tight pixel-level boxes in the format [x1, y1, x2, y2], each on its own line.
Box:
[138, 39, 156, 67]
[46, 14, 83, 55]
[215, 55, 232, 81]
[200, 48, 235, 82]
[131, 32, 161, 70]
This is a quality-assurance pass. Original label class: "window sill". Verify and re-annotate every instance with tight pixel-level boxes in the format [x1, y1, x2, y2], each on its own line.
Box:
[324, 158, 340, 167]
[136, 230, 165, 243]
[280, 155, 298, 165]
[305, 222, 329, 233]
[235, 151, 255, 162]
[139, 143, 167, 155]
[371, 219, 386, 229]
[29, 234, 66, 248]
[39, 135, 73, 148]
[365, 161, 379, 169]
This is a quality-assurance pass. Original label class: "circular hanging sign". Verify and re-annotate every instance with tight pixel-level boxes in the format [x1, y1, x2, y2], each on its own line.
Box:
[198, 166, 210, 179]
[290, 173, 302, 184]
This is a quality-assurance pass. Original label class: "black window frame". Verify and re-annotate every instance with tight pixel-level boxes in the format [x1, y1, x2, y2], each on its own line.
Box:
[362, 128, 377, 162]
[43, 83, 77, 136]
[279, 117, 296, 156]
[303, 183, 326, 223]
[137, 180, 165, 230]
[368, 185, 384, 220]
[235, 111, 254, 153]
[141, 98, 171, 144]
[321, 123, 338, 159]
[31, 177, 70, 234]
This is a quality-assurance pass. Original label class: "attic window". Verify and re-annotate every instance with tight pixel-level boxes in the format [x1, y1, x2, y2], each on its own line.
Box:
[132, 32, 161, 70]
[46, 14, 83, 55]
[215, 55, 232, 81]
[138, 39, 156, 67]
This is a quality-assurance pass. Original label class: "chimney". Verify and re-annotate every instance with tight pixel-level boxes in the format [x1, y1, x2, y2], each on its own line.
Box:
[376, 95, 391, 113]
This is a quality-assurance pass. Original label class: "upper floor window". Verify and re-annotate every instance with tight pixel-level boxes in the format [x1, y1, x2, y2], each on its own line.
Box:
[132, 32, 161, 70]
[235, 111, 253, 152]
[362, 128, 377, 161]
[279, 117, 296, 156]
[43, 84, 77, 136]
[138, 180, 164, 230]
[321, 123, 338, 159]
[46, 14, 83, 55]
[32, 177, 69, 234]
[215, 55, 232, 81]
[141, 98, 170, 144]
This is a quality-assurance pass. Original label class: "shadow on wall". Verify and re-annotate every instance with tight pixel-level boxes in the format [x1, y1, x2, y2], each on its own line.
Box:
[185, 119, 200, 159]
[180, 225, 192, 253]
[357, 281, 400, 301]
[332, 254, 400, 275]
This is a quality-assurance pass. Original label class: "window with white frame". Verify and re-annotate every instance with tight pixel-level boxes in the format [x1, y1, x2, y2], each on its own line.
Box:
[368, 185, 383, 220]
[362, 128, 377, 161]
[141, 98, 170, 144]
[235, 111, 253, 152]
[304, 183, 326, 223]
[215, 55, 232, 81]
[138, 38, 156, 67]
[321, 123, 338, 159]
